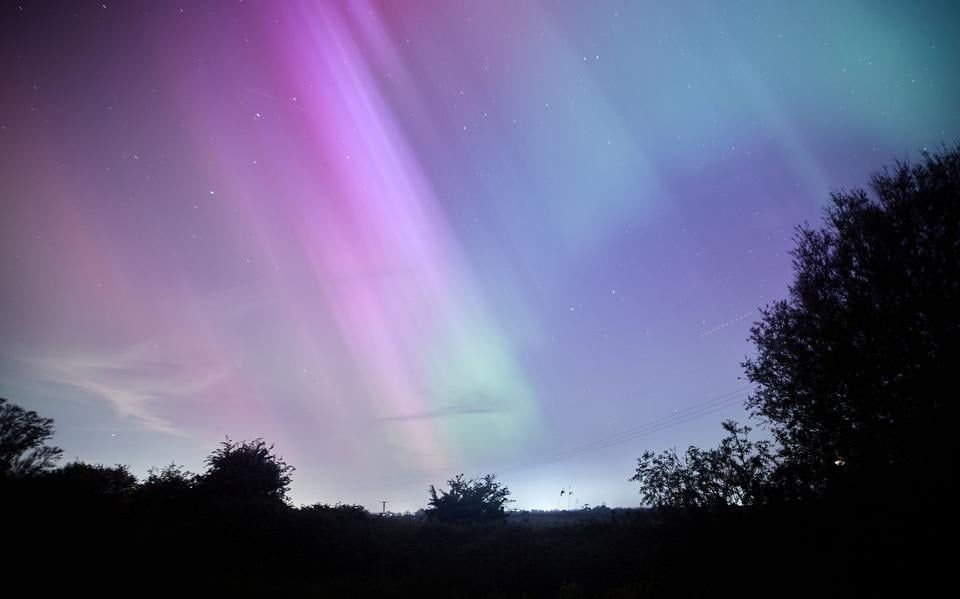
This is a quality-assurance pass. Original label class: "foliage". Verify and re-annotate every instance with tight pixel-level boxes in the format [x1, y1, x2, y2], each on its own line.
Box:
[299, 502, 370, 522]
[48, 461, 138, 495]
[0, 397, 63, 478]
[630, 420, 775, 508]
[742, 146, 959, 495]
[135, 462, 195, 506]
[427, 473, 513, 522]
[195, 437, 294, 502]
[142, 462, 195, 491]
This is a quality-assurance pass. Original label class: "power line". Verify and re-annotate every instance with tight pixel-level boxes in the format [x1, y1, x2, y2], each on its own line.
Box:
[500, 384, 755, 474]
[508, 391, 752, 471]
[505, 396, 749, 472]
[372, 384, 757, 506]
[534, 385, 753, 461]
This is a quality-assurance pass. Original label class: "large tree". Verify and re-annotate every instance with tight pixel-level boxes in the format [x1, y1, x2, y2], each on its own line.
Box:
[742, 146, 959, 496]
[0, 397, 63, 478]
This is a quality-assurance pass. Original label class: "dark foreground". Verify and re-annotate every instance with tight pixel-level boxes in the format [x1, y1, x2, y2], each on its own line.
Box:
[2, 486, 945, 598]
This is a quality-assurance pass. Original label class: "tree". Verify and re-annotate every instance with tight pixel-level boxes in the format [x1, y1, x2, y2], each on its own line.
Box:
[427, 473, 512, 522]
[0, 397, 63, 478]
[742, 146, 959, 497]
[195, 437, 294, 503]
[630, 420, 775, 508]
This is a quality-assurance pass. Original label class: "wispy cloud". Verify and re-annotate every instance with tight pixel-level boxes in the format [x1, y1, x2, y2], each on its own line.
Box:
[21, 344, 228, 436]
[377, 394, 506, 422]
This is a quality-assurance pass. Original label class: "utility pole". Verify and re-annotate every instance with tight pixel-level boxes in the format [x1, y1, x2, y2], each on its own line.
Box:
[380, 500, 389, 515]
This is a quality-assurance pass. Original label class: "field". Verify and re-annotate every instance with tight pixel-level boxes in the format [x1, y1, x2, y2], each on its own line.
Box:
[3, 486, 943, 598]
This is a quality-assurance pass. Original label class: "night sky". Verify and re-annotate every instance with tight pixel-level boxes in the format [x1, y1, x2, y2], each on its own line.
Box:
[2, 1, 958, 511]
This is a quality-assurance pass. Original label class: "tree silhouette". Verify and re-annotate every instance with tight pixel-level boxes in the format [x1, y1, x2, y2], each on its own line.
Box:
[195, 437, 294, 503]
[0, 397, 63, 478]
[742, 146, 959, 497]
[427, 473, 512, 522]
[630, 420, 775, 508]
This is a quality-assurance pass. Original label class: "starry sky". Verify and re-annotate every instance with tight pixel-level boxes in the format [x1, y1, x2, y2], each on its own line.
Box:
[1, 1, 958, 511]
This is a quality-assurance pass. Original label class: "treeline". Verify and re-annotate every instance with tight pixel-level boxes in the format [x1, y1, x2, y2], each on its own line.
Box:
[0, 423, 943, 597]
[1, 400, 511, 522]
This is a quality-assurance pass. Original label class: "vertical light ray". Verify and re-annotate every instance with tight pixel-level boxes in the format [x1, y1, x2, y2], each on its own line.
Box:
[271, 2, 543, 465]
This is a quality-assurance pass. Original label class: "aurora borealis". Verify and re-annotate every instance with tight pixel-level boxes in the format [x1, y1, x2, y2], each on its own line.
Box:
[2, 1, 958, 510]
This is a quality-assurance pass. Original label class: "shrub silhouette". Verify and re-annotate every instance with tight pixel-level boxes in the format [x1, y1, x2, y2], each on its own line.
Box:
[141, 462, 194, 493]
[299, 502, 370, 522]
[630, 420, 775, 508]
[47, 461, 138, 496]
[134, 462, 195, 510]
[0, 397, 63, 478]
[427, 473, 512, 522]
[195, 437, 294, 503]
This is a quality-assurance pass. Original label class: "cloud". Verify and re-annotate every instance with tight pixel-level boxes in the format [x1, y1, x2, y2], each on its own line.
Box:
[377, 393, 506, 422]
[20, 344, 228, 436]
